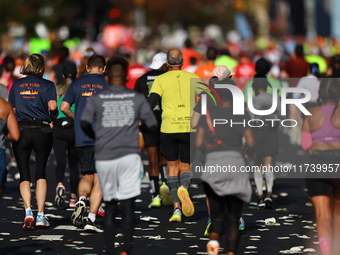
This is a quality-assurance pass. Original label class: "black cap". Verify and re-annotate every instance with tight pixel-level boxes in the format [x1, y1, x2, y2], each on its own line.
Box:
[105, 56, 129, 75]
[255, 58, 271, 75]
[62, 63, 77, 79]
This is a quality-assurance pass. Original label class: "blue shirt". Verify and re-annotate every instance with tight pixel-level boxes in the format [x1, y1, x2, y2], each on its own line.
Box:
[63, 73, 109, 147]
[9, 75, 57, 122]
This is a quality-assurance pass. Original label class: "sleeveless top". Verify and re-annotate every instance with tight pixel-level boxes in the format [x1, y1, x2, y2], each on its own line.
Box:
[312, 105, 340, 143]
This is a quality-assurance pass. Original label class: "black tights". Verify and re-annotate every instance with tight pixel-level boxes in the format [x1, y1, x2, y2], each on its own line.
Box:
[203, 182, 243, 253]
[53, 125, 79, 194]
[104, 198, 136, 255]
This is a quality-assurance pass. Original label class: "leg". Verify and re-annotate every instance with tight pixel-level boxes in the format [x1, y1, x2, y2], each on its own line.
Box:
[263, 156, 274, 194]
[333, 197, 340, 255]
[146, 147, 160, 197]
[12, 129, 32, 209]
[67, 142, 79, 197]
[53, 134, 68, 207]
[104, 199, 118, 255]
[225, 196, 243, 255]
[167, 160, 180, 209]
[33, 130, 53, 213]
[203, 182, 224, 255]
[0, 148, 7, 198]
[120, 197, 136, 254]
[311, 196, 332, 255]
[88, 173, 102, 215]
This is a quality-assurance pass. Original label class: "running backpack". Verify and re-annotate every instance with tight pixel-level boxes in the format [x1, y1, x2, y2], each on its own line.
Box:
[205, 109, 225, 148]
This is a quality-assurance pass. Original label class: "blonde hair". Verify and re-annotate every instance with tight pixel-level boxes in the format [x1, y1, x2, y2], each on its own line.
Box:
[20, 54, 45, 77]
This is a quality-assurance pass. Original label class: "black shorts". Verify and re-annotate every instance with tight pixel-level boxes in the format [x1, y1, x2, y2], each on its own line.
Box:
[77, 146, 96, 175]
[160, 133, 194, 164]
[306, 151, 340, 197]
[142, 131, 160, 148]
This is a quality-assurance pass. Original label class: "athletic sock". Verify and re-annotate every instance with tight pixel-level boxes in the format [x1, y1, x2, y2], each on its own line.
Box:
[254, 170, 264, 196]
[88, 213, 96, 223]
[37, 212, 44, 217]
[167, 176, 180, 204]
[319, 237, 331, 255]
[79, 196, 86, 202]
[265, 171, 274, 193]
[159, 164, 168, 183]
[149, 176, 160, 196]
[180, 172, 192, 189]
[25, 207, 32, 215]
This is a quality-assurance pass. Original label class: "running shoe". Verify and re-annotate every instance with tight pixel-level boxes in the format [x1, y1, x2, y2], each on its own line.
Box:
[148, 195, 162, 208]
[207, 240, 220, 255]
[69, 197, 77, 208]
[36, 215, 50, 227]
[71, 199, 86, 228]
[120, 252, 128, 255]
[264, 194, 274, 209]
[169, 208, 182, 222]
[160, 182, 172, 206]
[22, 211, 34, 231]
[83, 219, 104, 233]
[204, 221, 211, 236]
[55, 184, 66, 207]
[97, 206, 105, 217]
[257, 197, 265, 208]
[239, 217, 245, 230]
[177, 186, 194, 217]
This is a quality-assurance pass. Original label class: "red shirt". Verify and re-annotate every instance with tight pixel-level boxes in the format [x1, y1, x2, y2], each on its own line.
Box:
[126, 64, 148, 90]
[283, 57, 310, 87]
[235, 62, 255, 90]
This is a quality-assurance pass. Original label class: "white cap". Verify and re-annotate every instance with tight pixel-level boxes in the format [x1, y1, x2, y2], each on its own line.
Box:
[149, 52, 167, 70]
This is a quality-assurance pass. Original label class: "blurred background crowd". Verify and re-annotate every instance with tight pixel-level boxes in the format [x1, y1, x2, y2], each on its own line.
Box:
[0, 0, 339, 85]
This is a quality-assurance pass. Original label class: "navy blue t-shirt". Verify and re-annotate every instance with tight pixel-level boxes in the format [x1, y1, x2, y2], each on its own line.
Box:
[63, 74, 109, 147]
[9, 75, 57, 122]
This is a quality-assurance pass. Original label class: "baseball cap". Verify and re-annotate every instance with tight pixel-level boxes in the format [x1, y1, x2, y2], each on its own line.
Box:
[62, 63, 77, 79]
[149, 52, 167, 70]
[212, 65, 235, 80]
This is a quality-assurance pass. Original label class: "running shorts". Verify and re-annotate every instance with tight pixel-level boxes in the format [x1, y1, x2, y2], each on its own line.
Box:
[77, 146, 96, 175]
[0, 148, 7, 188]
[160, 132, 194, 164]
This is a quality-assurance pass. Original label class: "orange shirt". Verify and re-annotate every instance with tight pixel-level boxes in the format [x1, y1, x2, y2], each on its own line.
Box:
[181, 48, 202, 70]
[194, 64, 216, 79]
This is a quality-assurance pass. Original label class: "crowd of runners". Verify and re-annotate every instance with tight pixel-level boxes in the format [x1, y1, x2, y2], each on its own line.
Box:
[0, 37, 340, 255]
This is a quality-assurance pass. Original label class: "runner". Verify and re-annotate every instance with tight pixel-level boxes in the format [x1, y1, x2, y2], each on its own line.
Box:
[249, 78, 281, 209]
[302, 78, 340, 255]
[81, 57, 157, 255]
[53, 63, 79, 208]
[61, 54, 109, 232]
[134, 52, 171, 208]
[195, 76, 254, 255]
[194, 47, 218, 83]
[149, 49, 202, 222]
[9, 54, 58, 230]
[0, 97, 19, 198]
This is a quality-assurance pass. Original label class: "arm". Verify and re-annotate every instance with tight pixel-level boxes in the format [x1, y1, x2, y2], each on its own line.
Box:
[140, 95, 158, 131]
[301, 117, 312, 151]
[60, 101, 74, 119]
[243, 128, 255, 157]
[48, 100, 58, 119]
[195, 126, 205, 148]
[81, 120, 95, 139]
[5, 104, 20, 141]
[148, 93, 161, 110]
[191, 111, 201, 129]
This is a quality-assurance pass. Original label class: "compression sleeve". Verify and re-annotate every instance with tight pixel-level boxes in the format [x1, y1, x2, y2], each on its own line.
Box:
[148, 93, 161, 109]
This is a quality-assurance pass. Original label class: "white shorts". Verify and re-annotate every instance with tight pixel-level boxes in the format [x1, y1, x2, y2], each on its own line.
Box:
[95, 154, 143, 201]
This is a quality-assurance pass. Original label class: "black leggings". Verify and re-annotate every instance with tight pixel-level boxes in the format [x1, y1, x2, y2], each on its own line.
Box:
[104, 198, 136, 255]
[203, 182, 243, 253]
[13, 128, 53, 182]
[53, 125, 79, 194]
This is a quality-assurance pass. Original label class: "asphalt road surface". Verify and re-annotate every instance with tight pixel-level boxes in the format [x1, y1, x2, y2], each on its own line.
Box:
[0, 132, 321, 255]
